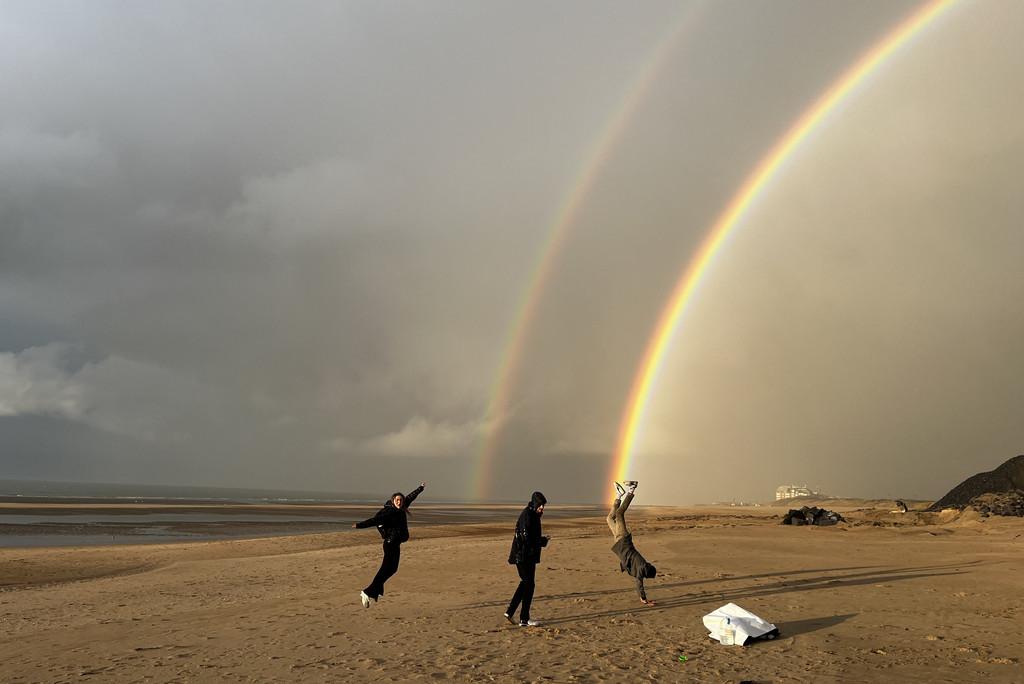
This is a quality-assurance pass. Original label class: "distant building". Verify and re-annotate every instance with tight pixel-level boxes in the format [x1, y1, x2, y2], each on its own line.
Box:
[775, 485, 820, 501]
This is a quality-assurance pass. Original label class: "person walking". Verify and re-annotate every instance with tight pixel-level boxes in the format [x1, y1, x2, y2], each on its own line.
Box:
[608, 481, 657, 605]
[504, 491, 548, 627]
[352, 482, 425, 608]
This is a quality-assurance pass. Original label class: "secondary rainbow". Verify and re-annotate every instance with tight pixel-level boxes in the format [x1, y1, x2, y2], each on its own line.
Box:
[470, 3, 705, 500]
[610, 0, 959, 488]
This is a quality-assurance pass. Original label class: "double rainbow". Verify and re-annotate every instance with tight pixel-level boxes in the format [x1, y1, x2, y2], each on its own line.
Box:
[471, 3, 704, 499]
[609, 0, 959, 489]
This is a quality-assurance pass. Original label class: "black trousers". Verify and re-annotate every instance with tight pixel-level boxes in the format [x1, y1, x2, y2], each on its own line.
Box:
[364, 541, 401, 600]
[506, 562, 536, 622]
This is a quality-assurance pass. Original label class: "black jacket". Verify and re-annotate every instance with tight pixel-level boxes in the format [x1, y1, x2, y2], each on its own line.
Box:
[508, 491, 548, 565]
[611, 533, 656, 601]
[355, 485, 424, 544]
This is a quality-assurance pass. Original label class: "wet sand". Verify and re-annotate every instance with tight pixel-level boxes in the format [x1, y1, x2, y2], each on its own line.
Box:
[0, 504, 1021, 682]
[0, 502, 605, 548]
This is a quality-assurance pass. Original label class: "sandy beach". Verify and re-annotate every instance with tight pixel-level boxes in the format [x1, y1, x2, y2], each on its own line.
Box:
[0, 504, 1021, 683]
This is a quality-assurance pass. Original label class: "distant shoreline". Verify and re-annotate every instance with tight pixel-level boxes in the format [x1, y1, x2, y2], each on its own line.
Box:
[0, 497, 940, 549]
[0, 501, 611, 549]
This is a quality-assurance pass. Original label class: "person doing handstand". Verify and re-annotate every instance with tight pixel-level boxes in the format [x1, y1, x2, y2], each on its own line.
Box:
[608, 481, 657, 605]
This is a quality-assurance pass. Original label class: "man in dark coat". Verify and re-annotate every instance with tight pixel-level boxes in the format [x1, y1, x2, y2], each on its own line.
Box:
[608, 481, 657, 604]
[505, 491, 548, 627]
[352, 482, 425, 608]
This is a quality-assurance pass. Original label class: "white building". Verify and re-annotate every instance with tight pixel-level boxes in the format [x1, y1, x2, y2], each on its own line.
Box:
[775, 485, 819, 501]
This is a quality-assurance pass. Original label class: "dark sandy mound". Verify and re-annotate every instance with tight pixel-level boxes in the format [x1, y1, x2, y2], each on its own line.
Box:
[928, 455, 1024, 511]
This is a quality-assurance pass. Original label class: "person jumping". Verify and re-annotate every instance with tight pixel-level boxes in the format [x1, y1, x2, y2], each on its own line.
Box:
[608, 481, 657, 605]
[352, 482, 425, 608]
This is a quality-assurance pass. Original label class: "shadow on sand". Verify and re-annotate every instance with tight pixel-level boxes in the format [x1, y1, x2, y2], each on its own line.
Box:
[539, 562, 973, 626]
[458, 564, 882, 609]
[780, 613, 857, 637]
[460, 560, 981, 628]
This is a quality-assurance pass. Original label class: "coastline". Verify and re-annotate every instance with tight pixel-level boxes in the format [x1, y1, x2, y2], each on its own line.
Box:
[1, 505, 1020, 682]
[0, 502, 608, 550]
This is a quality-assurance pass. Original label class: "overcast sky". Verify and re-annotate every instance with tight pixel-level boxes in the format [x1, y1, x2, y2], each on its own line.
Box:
[2, 1, 1021, 504]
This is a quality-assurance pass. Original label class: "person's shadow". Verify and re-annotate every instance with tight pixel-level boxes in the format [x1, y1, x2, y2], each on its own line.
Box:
[537, 563, 967, 626]
[460, 560, 977, 627]
[457, 564, 879, 609]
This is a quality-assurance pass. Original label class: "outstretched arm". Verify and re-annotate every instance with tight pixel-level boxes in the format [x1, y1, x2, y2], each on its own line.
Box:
[352, 509, 386, 529]
[636, 576, 648, 603]
[403, 482, 426, 508]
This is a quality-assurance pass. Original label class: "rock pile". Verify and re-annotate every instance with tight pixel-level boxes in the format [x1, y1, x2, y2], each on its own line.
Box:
[928, 454, 1024, 511]
[968, 491, 1024, 517]
[780, 506, 845, 526]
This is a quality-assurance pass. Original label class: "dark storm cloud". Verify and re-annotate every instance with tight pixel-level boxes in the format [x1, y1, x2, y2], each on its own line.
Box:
[3, 1, 1019, 503]
[2, 0, 692, 495]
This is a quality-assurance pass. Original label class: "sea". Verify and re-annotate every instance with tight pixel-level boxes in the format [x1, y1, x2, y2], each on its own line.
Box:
[0, 479, 601, 548]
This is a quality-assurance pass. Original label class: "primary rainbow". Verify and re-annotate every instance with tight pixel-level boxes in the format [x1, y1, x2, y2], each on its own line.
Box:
[610, 0, 959, 489]
[471, 3, 704, 500]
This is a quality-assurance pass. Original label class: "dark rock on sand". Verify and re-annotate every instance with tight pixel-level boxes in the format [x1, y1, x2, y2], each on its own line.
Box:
[780, 506, 845, 526]
[968, 491, 1024, 517]
[928, 455, 1024, 511]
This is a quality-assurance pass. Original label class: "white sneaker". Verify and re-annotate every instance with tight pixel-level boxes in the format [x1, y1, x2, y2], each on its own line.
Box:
[614, 482, 626, 498]
[360, 591, 371, 609]
[503, 612, 515, 624]
[519, 619, 540, 627]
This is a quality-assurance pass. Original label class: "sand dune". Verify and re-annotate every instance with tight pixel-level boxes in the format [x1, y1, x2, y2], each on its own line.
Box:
[0, 506, 1021, 682]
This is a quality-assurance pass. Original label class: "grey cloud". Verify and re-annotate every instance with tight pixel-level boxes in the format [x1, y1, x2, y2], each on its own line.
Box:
[356, 416, 485, 460]
[0, 343, 219, 443]
[0, 128, 114, 194]
[0, 344, 84, 418]
[2, 1, 1020, 503]
[228, 159, 375, 241]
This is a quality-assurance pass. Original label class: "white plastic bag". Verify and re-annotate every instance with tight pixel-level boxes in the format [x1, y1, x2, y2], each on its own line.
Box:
[702, 603, 777, 646]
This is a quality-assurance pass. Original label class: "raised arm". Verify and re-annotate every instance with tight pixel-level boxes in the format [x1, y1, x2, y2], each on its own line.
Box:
[403, 482, 426, 508]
